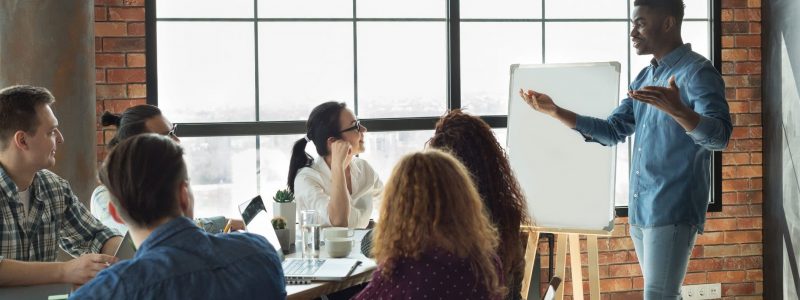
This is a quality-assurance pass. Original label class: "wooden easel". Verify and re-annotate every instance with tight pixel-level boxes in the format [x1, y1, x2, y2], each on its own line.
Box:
[520, 226, 612, 300]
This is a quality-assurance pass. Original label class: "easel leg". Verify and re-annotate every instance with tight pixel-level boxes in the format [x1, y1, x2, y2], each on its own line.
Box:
[521, 231, 540, 299]
[587, 235, 600, 299]
[555, 234, 567, 300]
[568, 234, 584, 300]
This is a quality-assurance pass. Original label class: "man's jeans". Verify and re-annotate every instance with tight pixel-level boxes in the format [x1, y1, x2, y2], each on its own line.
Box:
[630, 224, 698, 300]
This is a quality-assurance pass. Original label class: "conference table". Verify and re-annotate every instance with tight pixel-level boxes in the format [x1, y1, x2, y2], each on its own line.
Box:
[0, 230, 376, 300]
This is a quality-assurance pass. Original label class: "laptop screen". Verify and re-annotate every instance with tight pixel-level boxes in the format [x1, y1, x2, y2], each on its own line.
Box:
[239, 197, 283, 255]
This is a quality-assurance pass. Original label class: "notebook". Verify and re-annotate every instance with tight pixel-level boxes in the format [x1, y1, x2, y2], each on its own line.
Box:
[239, 196, 361, 283]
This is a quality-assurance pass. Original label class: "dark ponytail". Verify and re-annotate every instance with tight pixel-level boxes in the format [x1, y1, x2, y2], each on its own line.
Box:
[287, 101, 347, 192]
[101, 105, 163, 148]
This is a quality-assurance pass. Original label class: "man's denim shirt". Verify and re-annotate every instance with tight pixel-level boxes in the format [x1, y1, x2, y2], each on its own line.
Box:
[575, 44, 732, 233]
[70, 217, 286, 299]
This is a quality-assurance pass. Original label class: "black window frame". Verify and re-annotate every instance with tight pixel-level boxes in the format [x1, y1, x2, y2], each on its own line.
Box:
[144, 0, 723, 216]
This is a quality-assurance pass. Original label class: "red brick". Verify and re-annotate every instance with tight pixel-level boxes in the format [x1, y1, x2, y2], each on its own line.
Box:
[723, 153, 750, 165]
[749, 203, 762, 216]
[737, 217, 762, 230]
[96, 53, 126, 68]
[734, 62, 761, 74]
[128, 84, 147, 98]
[733, 9, 761, 22]
[723, 256, 762, 270]
[750, 127, 762, 138]
[705, 218, 738, 232]
[600, 278, 632, 292]
[735, 87, 760, 99]
[739, 243, 762, 256]
[722, 179, 749, 192]
[102, 37, 145, 52]
[95, 22, 127, 37]
[733, 113, 761, 126]
[732, 139, 762, 152]
[747, 0, 761, 7]
[750, 153, 762, 164]
[95, 7, 107, 21]
[128, 22, 145, 36]
[608, 238, 635, 251]
[722, 22, 749, 35]
[608, 264, 641, 278]
[721, 36, 734, 49]
[734, 35, 761, 48]
[721, 9, 734, 22]
[708, 271, 746, 283]
[722, 0, 748, 8]
[734, 165, 762, 178]
[695, 232, 725, 245]
[724, 231, 762, 243]
[749, 100, 762, 112]
[687, 258, 723, 272]
[96, 84, 127, 99]
[107, 68, 146, 83]
[724, 75, 750, 88]
[704, 244, 739, 257]
[683, 272, 706, 285]
[746, 270, 763, 281]
[722, 49, 749, 62]
[126, 53, 146, 67]
[722, 204, 750, 217]
[730, 127, 749, 139]
[109, 7, 145, 21]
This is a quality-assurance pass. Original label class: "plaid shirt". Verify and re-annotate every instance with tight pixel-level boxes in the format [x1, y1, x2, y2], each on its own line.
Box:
[0, 165, 118, 261]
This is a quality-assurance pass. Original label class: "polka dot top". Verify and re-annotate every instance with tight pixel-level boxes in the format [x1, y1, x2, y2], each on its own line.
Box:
[353, 248, 502, 300]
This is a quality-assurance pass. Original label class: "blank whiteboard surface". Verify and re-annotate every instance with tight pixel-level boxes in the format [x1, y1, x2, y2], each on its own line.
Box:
[507, 62, 620, 232]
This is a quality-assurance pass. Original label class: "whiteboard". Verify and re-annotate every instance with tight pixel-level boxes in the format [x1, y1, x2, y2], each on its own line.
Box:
[507, 62, 620, 233]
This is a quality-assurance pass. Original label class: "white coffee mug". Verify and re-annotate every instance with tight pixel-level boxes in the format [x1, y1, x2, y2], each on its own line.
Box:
[325, 237, 354, 258]
[322, 227, 354, 240]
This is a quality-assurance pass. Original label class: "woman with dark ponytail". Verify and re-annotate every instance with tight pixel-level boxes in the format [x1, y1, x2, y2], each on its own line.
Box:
[93, 105, 242, 234]
[289, 101, 382, 228]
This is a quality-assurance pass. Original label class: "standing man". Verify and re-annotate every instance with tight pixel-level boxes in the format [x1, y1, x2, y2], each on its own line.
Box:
[0, 85, 122, 286]
[520, 0, 732, 298]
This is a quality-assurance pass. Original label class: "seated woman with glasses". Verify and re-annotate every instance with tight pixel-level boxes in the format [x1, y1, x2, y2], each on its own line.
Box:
[353, 150, 506, 300]
[288, 101, 382, 228]
[427, 110, 531, 300]
[92, 105, 243, 234]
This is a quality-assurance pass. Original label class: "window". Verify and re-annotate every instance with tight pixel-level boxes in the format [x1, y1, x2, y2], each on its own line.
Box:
[147, 0, 721, 219]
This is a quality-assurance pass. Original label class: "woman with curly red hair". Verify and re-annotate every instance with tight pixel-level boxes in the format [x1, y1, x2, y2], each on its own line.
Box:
[354, 149, 506, 300]
[428, 110, 531, 300]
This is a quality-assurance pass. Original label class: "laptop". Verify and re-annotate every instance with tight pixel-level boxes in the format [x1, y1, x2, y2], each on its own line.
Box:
[239, 196, 361, 281]
[114, 231, 136, 260]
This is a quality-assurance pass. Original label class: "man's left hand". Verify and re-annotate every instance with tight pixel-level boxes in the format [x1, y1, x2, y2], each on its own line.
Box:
[629, 75, 689, 117]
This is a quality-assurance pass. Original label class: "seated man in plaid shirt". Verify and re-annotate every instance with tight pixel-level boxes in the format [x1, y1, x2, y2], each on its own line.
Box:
[0, 85, 122, 286]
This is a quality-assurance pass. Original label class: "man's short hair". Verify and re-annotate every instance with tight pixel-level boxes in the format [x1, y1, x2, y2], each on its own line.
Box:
[0, 85, 56, 150]
[634, 0, 686, 25]
[99, 134, 188, 228]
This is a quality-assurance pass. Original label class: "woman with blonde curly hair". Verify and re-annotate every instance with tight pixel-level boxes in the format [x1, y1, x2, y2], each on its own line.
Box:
[428, 109, 531, 299]
[353, 149, 506, 300]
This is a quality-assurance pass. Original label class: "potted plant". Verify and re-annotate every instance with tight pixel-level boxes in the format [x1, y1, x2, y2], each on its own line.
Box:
[271, 216, 291, 253]
[273, 187, 296, 249]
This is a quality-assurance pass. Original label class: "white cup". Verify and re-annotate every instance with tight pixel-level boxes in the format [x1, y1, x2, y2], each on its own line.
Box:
[322, 227, 354, 240]
[325, 237, 354, 258]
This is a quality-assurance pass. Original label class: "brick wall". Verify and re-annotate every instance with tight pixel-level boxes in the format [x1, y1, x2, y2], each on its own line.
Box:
[94, 0, 146, 165]
[94, 0, 764, 298]
[537, 0, 764, 299]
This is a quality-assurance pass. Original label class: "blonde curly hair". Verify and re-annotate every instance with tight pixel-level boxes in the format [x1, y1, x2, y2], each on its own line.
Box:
[372, 149, 506, 298]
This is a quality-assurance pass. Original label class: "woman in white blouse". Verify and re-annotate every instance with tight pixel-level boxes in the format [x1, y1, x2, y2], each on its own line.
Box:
[288, 102, 383, 228]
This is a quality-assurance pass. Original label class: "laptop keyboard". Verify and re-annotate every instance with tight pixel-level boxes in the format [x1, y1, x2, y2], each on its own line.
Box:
[283, 259, 326, 276]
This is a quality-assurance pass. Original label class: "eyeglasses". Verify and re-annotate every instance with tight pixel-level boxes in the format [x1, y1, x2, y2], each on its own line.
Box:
[166, 124, 178, 137]
[339, 120, 363, 133]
